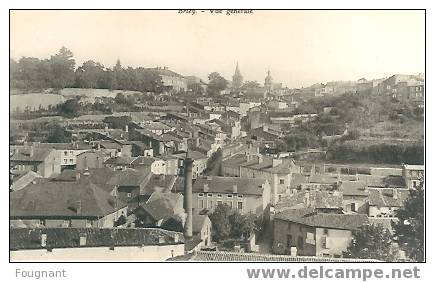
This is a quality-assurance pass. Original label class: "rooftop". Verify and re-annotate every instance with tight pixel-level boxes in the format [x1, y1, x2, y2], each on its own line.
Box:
[10, 228, 183, 250]
[193, 176, 266, 196]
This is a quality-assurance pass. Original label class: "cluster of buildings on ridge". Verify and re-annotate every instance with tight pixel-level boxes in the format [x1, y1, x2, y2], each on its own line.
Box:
[9, 62, 424, 261]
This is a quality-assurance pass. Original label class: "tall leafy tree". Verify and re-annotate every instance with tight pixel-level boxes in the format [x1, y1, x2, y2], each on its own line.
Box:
[49, 47, 76, 88]
[344, 224, 399, 261]
[207, 72, 228, 95]
[394, 182, 425, 261]
[209, 204, 232, 242]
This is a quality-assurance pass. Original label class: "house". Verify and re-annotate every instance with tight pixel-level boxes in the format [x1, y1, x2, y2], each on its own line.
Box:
[107, 168, 152, 207]
[172, 151, 208, 179]
[36, 142, 93, 168]
[10, 178, 127, 228]
[237, 155, 300, 205]
[10, 146, 61, 178]
[273, 208, 369, 257]
[10, 228, 184, 261]
[402, 164, 424, 189]
[149, 67, 188, 92]
[368, 188, 409, 217]
[192, 176, 271, 215]
[192, 214, 212, 247]
[338, 181, 369, 214]
[133, 192, 185, 230]
[97, 140, 132, 158]
[76, 150, 105, 170]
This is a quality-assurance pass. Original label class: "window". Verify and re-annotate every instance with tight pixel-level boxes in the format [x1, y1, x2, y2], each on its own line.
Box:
[217, 194, 222, 198]
[127, 193, 132, 198]
[228, 201, 233, 209]
[217, 200, 222, 207]
[297, 236, 304, 249]
[64, 151, 68, 156]
[286, 235, 293, 248]
[207, 193, 213, 197]
[208, 200, 213, 209]
[323, 228, 329, 235]
[279, 179, 285, 185]
[198, 199, 204, 209]
[70, 151, 73, 154]
[237, 202, 243, 210]
[198, 193, 204, 197]
[39, 219, 45, 226]
[69, 159, 73, 163]
[227, 194, 233, 198]
[237, 195, 243, 198]
[64, 159, 67, 164]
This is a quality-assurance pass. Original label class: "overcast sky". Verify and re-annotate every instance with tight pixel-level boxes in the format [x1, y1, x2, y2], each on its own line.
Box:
[10, 10, 425, 88]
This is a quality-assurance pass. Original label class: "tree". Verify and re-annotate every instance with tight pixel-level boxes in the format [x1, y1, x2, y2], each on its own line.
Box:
[229, 212, 257, 239]
[58, 99, 81, 118]
[344, 224, 399, 261]
[207, 72, 228, 95]
[75, 60, 106, 89]
[46, 124, 71, 143]
[393, 182, 425, 261]
[242, 80, 261, 89]
[209, 204, 232, 242]
[49, 47, 76, 88]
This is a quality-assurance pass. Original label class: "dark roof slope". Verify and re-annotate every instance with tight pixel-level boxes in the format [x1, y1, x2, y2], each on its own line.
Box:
[10, 228, 183, 250]
[10, 180, 126, 218]
[275, 208, 368, 231]
[193, 176, 266, 196]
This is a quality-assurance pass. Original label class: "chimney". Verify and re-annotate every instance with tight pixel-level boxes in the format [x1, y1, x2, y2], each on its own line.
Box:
[125, 125, 129, 133]
[79, 234, 87, 246]
[203, 183, 209, 193]
[41, 233, 47, 247]
[76, 200, 82, 215]
[232, 184, 238, 194]
[29, 146, 34, 158]
[272, 158, 282, 168]
[105, 124, 109, 132]
[183, 157, 194, 239]
[75, 172, 81, 181]
[393, 189, 398, 200]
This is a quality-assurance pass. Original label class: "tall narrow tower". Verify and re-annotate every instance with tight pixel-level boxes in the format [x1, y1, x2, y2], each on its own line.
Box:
[264, 69, 273, 90]
[183, 154, 194, 239]
[232, 62, 243, 89]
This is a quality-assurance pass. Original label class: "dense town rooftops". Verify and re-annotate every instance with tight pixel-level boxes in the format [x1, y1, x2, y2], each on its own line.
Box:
[276, 190, 343, 211]
[275, 208, 369, 231]
[339, 181, 369, 196]
[10, 179, 126, 219]
[193, 176, 266, 196]
[10, 228, 184, 250]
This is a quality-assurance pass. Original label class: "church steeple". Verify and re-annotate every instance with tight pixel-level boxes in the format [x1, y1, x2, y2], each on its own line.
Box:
[232, 61, 243, 89]
[265, 68, 273, 90]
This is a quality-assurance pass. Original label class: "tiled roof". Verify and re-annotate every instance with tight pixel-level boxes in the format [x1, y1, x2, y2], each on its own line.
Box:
[193, 176, 266, 196]
[368, 188, 409, 207]
[10, 228, 183, 250]
[140, 192, 184, 221]
[309, 174, 339, 184]
[10, 171, 42, 192]
[108, 168, 151, 187]
[141, 174, 177, 196]
[104, 156, 138, 166]
[339, 181, 369, 196]
[37, 142, 92, 150]
[168, 251, 380, 262]
[10, 179, 126, 218]
[276, 190, 343, 211]
[290, 173, 308, 189]
[10, 147, 53, 162]
[275, 208, 368, 231]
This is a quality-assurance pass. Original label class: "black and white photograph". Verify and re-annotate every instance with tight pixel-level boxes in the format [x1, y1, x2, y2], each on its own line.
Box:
[7, 8, 425, 268]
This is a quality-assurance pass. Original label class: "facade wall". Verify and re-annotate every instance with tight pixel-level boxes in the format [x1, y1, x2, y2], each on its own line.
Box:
[192, 191, 265, 215]
[10, 244, 185, 261]
[272, 219, 316, 256]
[76, 152, 104, 170]
[314, 227, 353, 257]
